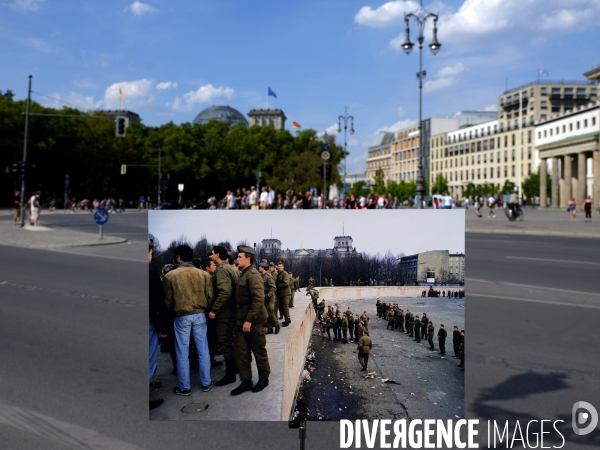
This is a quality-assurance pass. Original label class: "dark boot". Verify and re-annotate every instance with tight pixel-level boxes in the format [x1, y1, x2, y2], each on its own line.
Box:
[252, 379, 269, 393]
[215, 360, 237, 387]
[231, 380, 253, 396]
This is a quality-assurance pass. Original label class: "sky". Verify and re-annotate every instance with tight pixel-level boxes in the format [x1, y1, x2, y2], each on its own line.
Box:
[2, 0, 599, 174]
[148, 209, 465, 257]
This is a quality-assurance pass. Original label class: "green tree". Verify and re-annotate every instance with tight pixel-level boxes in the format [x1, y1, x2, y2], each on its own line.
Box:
[500, 179, 516, 194]
[522, 170, 551, 200]
[372, 168, 387, 195]
[430, 173, 449, 195]
[349, 181, 370, 197]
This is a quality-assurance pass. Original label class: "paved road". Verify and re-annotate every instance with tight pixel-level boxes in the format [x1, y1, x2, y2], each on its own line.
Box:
[1, 214, 599, 449]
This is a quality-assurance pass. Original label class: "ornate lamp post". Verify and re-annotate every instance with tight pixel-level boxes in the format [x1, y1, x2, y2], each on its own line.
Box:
[402, 1, 441, 209]
[337, 106, 354, 197]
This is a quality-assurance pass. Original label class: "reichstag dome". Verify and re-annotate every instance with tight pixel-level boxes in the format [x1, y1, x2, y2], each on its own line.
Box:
[193, 105, 248, 127]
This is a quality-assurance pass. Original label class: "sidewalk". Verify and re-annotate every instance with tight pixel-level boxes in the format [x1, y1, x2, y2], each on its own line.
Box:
[464, 206, 600, 239]
[0, 221, 127, 249]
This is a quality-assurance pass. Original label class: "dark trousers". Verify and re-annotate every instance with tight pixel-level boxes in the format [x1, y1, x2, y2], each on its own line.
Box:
[358, 352, 369, 369]
[387, 320, 394, 330]
[332, 326, 339, 339]
[439, 338, 446, 355]
[428, 336, 434, 349]
[348, 326, 354, 341]
[453, 342, 460, 357]
[234, 323, 270, 381]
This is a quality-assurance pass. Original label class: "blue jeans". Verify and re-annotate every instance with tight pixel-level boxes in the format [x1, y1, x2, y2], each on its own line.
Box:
[149, 319, 158, 383]
[174, 313, 211, 390]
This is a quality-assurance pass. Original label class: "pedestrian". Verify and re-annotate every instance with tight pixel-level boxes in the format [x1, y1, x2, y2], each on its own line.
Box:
[458, 330, 465, 368]
[452, 326, 461, 358]
[288, 272, 295, 308]
[341, 314, 349, 344]
[354, 314, 361, 342]
[163, 244, 213, 396]
[568, 197, 577, 221]
[258, 260, 280, 335]
[487, 195, 496, 218]
[414, 316, 422, 343]
[231, 246, 270, 395]
[30, 190, 41, 226]
[356, 330, 372, 371]
[438, 324, 447, 356]
[387, 307, 395, 330]
[347, 311, 355, 341]
[13, 190, 21, 225]
[584, 195, 593, 222]
[149, 244, 168, 410]
[360, 311, 370, 335]
[421, 312, 429, 340]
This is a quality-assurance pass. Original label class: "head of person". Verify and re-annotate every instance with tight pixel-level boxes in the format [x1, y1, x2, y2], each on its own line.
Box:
[148, 243, 154, 263]
[173, 244, 193, 264]
[227, 254, 235, 265]
[269, 262, 276, 272]
[237, 245, 255, 270]
[201, 259, 216, 274]
[192, 258, 202, 269]
[289, 271, 293, 277]
[211, 245, 228, 264]
[258, 260, 269, 274]
[440, 324, 445, 329]
[454, 326, 458, 331]
[277, 261, 284, 271]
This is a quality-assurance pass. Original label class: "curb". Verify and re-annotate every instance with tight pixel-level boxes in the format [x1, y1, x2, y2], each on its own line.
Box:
[465, 228, 600, 239]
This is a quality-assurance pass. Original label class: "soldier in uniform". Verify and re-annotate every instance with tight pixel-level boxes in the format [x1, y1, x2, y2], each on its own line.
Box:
[341, 313, 349, 344]
[387, 307, 395, 330]
[306, 287, 319, 309]
[354, 314, 361, 342]
[421, 312, 429, 340]
[231, 246, 270, 395]
[396, 307, 404, 332]
[356, 330, 373, 371]
[458, 330, 465, 368]
[332, 312, 340, 340]
[360, 311, 370, 335]
[295, 276, 300, 292]
[207, 245, 240, 387]
[427, 322, 435, 350]
[316, 298, 325, 317]
[267, 263, 281, 319]
[320, 313, 331, 340]
[438, 324, 447, 356]
[376, 299, 382, 318]
[414, 315, 422, 343]
[347, 311, 355, 342]
[405, 310, 414, 336]
[452, 326, 461, 358]
[276, 261, 292, 326]
[288, 271, 295, 308]
[258, 260, 279, 335]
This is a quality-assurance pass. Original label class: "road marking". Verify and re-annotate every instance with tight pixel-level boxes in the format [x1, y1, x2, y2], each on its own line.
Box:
[467, 279, 600, 298]
[0, 402, 148, 449]
[505, 256, 600, 266]
[471, 293, 600, 310]
[47, 248, 146, 263]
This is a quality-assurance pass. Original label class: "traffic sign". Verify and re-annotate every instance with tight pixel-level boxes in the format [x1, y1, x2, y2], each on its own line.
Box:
[94, 208, 109, 225]
[321, 151, 330, 160]
[323, 143, 330, 151]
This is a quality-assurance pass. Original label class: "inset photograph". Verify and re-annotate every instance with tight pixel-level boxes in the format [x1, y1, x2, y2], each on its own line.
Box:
[148, 209, 465, 421]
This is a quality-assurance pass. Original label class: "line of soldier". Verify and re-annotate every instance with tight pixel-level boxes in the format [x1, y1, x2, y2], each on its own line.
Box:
[421, 287, 465, 298]
[376, 299, 463, 362]
[150, 243, 304, 410]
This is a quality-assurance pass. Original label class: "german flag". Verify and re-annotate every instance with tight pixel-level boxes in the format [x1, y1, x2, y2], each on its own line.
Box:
[119, 89, 125, 102]
[292, 122, 301, 129]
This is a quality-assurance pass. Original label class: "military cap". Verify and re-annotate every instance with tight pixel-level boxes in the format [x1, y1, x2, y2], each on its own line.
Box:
[277, 260, 284, 265]
[260, 259, 268, 264]
[259, 261, 269, 269]
[237, 245, 256, 256]
[268, 262, 275, 267]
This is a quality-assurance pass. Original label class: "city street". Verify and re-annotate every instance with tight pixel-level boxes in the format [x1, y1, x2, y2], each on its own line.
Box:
[0, 211, 599, 448]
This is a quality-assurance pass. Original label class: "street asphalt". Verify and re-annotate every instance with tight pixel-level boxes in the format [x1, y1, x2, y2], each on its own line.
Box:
[0, 207, 599, 449]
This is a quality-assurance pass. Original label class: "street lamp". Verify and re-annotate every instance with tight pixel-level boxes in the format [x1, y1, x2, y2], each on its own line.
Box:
[337, 106, 354, 197]
[178, 183, 184, 205]
[403, 0, 441, 209]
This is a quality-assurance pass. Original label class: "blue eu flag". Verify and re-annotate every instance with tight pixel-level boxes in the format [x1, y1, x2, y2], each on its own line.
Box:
[268, 87, 277, 98]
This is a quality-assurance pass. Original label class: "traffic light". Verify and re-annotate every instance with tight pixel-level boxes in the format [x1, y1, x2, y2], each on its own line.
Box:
[325, 164, 332, 182]
[22, 162, 36, 180]
[116, 115, 127, 137]
[10, 162, 22, 180]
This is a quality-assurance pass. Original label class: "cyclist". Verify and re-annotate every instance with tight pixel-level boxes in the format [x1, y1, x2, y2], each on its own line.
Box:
[508, 186, 520, 218]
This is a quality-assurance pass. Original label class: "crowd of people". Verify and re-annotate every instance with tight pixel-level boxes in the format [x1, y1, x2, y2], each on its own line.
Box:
[149, 243, 301, 410]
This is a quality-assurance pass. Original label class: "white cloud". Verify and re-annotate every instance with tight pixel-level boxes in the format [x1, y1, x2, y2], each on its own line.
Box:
[437, 62, 464, 77]
[7, 0, 44, 12]
[423, 76, 456, 93]
[170, 84, 235, 111]
[156, 81, 178, 90]
[21, 37, 53, 53]
[483, 103, 498, 111]
[378, 119, 418, 133]
[321, 123, 340, 137]
[39, 92, 102, 111]
[398, 106, 405, 115]
[357, 0, 600, 51]
[125, 1, 158, 16]
[104, 79, 155, 110]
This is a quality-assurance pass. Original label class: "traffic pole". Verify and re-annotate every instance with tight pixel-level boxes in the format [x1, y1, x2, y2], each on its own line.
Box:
[20, 75, 32, 227]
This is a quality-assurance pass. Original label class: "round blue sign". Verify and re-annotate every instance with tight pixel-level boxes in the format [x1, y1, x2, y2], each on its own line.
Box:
[94, 208, 110, 225]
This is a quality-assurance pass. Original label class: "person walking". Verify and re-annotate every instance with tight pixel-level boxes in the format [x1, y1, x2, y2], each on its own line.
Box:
[438, 324, 447, 356]
[452, 326, 461, 358]
[13, 190, 21, 225]
[427, 322, 435, 351]
[568, 197, 577, 221]
[356, 330, 372, 371]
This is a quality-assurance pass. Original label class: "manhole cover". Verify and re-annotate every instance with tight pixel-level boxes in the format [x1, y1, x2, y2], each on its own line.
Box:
[181, 403, 209, 414]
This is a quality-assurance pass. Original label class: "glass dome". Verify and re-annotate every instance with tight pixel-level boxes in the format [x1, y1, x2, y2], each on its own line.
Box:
[193, 105, 248, 127]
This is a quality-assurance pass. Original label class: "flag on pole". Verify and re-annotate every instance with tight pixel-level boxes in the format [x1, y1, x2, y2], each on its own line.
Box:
[119, 88, 125, 102]
[268, 87, 277, 98]
[292, 122, 301, 129]
[539, 67, 549, 76]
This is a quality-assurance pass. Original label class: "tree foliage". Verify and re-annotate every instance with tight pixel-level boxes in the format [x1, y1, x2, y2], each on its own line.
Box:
[430, 173, 449, 195]
[522, 169, 551, 199]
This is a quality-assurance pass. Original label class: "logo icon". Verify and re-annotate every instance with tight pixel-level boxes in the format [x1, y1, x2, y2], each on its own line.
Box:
[572, 401, 598, 436]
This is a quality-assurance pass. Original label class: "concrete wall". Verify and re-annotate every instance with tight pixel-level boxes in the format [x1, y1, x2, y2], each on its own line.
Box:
[317, 286, 427, 301]
[281, 299, 315, 420]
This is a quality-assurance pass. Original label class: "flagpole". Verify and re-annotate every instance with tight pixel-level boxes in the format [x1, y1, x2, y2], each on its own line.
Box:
[267, 86, 268, 109]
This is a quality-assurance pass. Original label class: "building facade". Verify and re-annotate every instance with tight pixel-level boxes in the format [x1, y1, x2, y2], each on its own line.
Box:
[399, 250, 460, 285]
[365, 131, 394, 185]
[430, 77, 597, 199]
[261, 235, 356, 258]
[248, 109, 287, 130]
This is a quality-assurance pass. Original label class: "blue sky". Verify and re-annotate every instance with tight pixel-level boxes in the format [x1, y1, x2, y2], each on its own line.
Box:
[2, 0, 599, 173]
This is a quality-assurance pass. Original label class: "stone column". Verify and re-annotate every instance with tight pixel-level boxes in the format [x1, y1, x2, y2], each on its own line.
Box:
[561, 155, 572, 209]
[577, 152, 587, 210]
[551, 157, 559, 209]
[540, 158, 547, 208]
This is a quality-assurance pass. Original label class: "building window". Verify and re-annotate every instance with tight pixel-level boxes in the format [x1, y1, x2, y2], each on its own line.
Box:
[490, 139, 495, 150]
[512, 149, 515, 161]
[541, 100, 547, 109]
[512, 165, 515, 177]
[504, 150, 508, 162]
[593, 117, 597, 126]
[584, 119, 588, 128]
[528, 147, 532, 159]
[569, 123, 573, 131]
[497, 167, 501, 178]
[541, 87, 547, 95]
[528, 130, 532, 143]
[504, 166, 508, 177]
[577, 121, 580, 130]
[490, 153, 494, 163]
